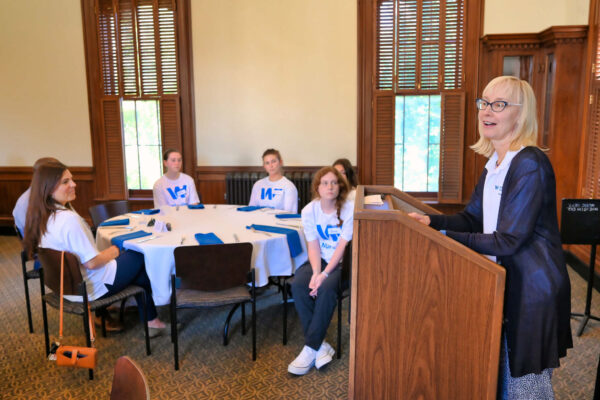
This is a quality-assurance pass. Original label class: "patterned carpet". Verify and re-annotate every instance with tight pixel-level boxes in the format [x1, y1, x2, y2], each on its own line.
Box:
[0, 235, 597, 399]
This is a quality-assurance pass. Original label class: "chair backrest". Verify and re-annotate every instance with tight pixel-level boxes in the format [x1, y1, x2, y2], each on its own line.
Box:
[14, 224, 24, 241]
[89, 200, 130, 228]
[37, 248, 84, 296]
[110, 356, 150, 400]
[173, 243, 253, 291]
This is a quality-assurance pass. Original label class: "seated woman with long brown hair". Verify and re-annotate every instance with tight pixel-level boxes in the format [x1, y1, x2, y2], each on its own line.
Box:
[23, 161, 167, 337]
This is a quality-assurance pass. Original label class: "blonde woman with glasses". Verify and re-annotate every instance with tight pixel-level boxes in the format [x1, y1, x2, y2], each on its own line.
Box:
[409, 76, 572, 399]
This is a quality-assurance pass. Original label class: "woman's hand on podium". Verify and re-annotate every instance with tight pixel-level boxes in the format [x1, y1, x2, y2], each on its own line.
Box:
[408, 212, 430, 226]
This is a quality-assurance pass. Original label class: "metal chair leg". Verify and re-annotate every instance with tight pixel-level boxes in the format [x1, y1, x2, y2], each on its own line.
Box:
[223, 303, 240, 346]
[22, 252, 34, 333]
[40, 269, 50, 356]
[241, 302, 246, 335]
[337, 295, 342, 359]
[282, 278, 288, 345]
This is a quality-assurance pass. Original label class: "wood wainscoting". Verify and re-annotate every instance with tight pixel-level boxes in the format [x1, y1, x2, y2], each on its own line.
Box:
[0, 167, 95, 227]
[0, 165, 322, 228]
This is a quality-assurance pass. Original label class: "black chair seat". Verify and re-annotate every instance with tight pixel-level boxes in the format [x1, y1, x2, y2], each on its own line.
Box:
[43, 285, 145, 315]
[176, 287, 251, 308]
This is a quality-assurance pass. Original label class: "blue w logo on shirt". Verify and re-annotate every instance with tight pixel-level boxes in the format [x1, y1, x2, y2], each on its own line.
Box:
[167, 185, 188, 200]
[317, 225, 340, 242]
[261, 188, 283, 200]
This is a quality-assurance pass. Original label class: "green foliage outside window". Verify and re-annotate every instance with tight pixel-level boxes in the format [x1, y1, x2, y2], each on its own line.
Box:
[122, 100, 163, 190]
[395, 95, 440, 192]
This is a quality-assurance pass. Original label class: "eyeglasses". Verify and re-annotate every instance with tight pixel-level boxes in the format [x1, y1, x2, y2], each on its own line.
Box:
[475, 98, 521, 112]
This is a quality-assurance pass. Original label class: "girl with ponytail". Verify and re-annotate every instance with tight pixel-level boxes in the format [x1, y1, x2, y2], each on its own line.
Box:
[288, 166, 353, 375]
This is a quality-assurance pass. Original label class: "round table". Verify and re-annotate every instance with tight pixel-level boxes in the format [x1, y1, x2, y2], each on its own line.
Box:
[96, 205, 308, 305]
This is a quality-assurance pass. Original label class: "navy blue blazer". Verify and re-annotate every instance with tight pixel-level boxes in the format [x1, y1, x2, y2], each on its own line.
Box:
[429, 146, 572, 377]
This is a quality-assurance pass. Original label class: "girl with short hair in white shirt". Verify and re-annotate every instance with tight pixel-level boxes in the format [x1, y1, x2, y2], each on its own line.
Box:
[24, 161, 167, 336]
[288, 166, 353, 375]
[153, 149, 200, 208]
[249, 149, 298, 213]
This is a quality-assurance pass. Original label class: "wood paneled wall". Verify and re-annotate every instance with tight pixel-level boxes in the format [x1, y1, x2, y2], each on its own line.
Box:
[0, 167, 95, 226]
[480, 26, 588, 222]
[0, 165, 322, 227]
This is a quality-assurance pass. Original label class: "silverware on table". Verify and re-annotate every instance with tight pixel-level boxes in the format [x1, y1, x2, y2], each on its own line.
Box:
[251, 227, 272, 237]
[233, 233, 240, 243]
[180, 236, 186, 245]
[276, 222, 302, 229]
[137, 235, 161, 243]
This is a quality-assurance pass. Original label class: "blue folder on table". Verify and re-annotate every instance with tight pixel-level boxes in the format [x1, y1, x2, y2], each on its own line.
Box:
[131, 209, 160, 215]
[99, 218, 129, 227]
[246, 224, 302, 257]
[237, 206, 264, 212]
[194, 233, 224, 245]
[275, 213, 301, 219]
[111, 230, 152, 250]
[187, 204, 205, 210]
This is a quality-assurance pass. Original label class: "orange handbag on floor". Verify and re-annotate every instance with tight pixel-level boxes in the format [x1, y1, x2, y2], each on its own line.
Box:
[51, 251, 98, 369]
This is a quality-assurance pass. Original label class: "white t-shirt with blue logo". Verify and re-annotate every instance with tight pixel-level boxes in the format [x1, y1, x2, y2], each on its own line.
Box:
[249, 176, 298, 213]
[153, 173, 200, 208]
[301, 199, 354, 263]
[39, 208, 117, 301]
[482, 147, 524, 262]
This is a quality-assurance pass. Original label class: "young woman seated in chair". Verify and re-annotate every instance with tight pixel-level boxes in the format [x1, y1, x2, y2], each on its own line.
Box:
[249, 148, 298, 213]
[288, 166, 353, 375]
[153, 149, 201, 208]
[23, 161, 167, 337]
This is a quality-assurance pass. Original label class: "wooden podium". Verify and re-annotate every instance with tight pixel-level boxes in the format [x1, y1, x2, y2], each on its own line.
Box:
[349, 186, 506, 399]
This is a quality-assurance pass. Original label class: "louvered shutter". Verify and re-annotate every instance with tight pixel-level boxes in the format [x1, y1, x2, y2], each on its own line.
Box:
[161, 97, 182, 151]
[373, 92, 395, 185]
[443, 0, 464, 90]
[376, 0, 394, 90]
[101, 99, 127, 196]
[438, 92, 464, 202]
[396, 0, 418, 90]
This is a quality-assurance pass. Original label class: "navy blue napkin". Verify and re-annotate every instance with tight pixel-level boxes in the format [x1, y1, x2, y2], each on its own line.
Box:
[130, 209, 160, 215]
[194, 233, 224, 245]
[187, 204, 205, 209]
[237, 206, 265, 212]
[111, 230, 152, 250]
[275, 213, 301, 219]
[246, 224, 302, 257]
[99, 218, 130, 227]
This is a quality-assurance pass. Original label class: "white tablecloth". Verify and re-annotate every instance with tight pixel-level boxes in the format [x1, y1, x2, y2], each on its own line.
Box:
[96, 205, 308, 305]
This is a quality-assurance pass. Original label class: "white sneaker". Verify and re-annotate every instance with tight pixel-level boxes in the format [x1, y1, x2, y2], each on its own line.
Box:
[315, 341, 335, 369]
[288, 346, 317, 375]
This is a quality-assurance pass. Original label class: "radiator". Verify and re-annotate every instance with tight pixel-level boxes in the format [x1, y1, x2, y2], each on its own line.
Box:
[225, 171, 314, 211]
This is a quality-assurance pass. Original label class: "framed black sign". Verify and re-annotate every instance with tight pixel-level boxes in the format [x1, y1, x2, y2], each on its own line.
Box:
[560, 199, 600, 245]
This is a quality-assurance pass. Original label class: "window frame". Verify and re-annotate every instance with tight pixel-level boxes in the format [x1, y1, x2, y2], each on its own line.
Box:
[358, 0, 484, 204]
[80, 0, 196, 201]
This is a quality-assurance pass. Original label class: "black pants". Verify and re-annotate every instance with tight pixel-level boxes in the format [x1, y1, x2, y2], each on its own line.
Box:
[98, 250, 158, 322]
[290, 260, 340, 350]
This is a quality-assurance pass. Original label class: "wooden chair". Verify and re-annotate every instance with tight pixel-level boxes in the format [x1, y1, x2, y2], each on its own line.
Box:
[110, 356, 150, 400]
[38, 248, 151, 379]
[14, 225, 40, 333]
[282, 241, 352, 358]
[89, 200, 130, 229]
[171, 243, 256, 370]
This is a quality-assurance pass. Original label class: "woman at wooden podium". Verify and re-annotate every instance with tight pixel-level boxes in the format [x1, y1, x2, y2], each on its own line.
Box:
[409, 76, 572, 399]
